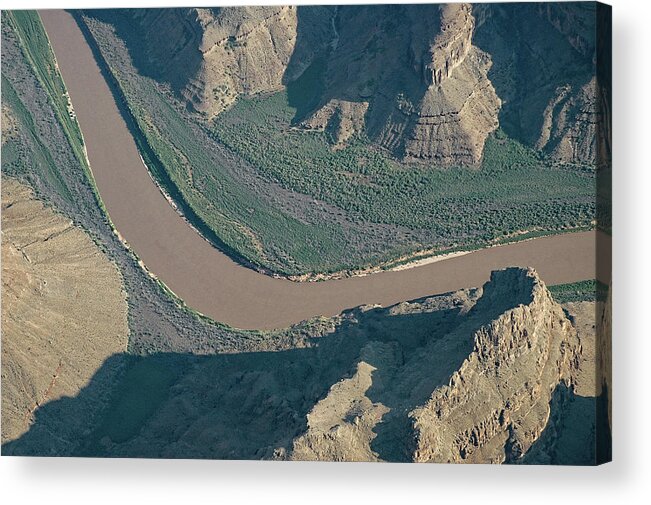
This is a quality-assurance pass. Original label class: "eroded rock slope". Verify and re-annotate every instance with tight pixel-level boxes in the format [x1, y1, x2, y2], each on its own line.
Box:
[301, 3, 500, 165]
[97, 3, 603, 166]
[105, 6, 330, 117]
[8, 266, 599, 462]
[474, 2, 603, 165]
[1, 179, 129, 446]
[289, 268, 581, 463]
[410, 269, 580, 463]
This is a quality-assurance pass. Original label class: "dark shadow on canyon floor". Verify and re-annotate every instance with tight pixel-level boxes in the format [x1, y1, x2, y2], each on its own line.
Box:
[80, 8, 204, 100]
[517, 383, 611, 465]
[3, 290, 475, 460]
[3, 276, 603, 464]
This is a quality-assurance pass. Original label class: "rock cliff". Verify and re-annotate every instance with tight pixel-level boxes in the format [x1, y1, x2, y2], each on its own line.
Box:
[108, 7, 304, 116]
[97, 4, 500, 165]
[97, 3, 604, 166]
[474, 2, 600, 165]
[422, 3, 474, 87]
[287, 267, 581, 463]
[6, 265, 601, 463]
[304, 3, 500, 165]
[534, 78, 599, 163]
[302, 99, 368, 148]
[402, 45, 500, 164]
[410, 268, 580, 463]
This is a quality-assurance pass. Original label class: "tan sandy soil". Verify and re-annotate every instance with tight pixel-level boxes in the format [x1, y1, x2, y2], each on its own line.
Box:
[1, 178, 129, 443]
[1, 104, 18, 145]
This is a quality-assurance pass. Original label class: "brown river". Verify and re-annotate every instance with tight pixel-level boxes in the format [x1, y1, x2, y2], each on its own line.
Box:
[40, 10, 607, 330]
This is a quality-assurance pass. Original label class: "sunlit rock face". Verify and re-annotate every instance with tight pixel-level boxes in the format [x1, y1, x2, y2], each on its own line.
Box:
[410, 268, 580, 464]
[284, 268, 583, 463]
[109, 3, 600, 166]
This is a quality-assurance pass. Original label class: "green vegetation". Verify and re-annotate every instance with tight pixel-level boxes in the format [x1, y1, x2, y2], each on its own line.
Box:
[110, 79, 596, 277]
[549, 280, 609, 303]
[2, 11, 113, 226]
[76, 15, 597, 277]
[4, 11, 87, 170]
[125, 93, 353, 274]
[213, 91, 595, 255]
[2, 76, 73, 203]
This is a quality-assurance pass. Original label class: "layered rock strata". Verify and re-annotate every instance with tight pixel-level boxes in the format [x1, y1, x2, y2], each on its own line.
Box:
[103, 4, 605, 166]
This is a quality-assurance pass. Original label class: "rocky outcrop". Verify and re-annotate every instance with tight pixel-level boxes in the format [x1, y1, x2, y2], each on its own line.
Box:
[290, 341, 397, 462]
[403, 46, 500, 164]
[104, 4, 500, 165]
[191, 6, 299, 115]
[301, 99, 368, 148]
[474, 2, 600, 165]
[6, 265, 601, 463]
[422, 4, 474, 87]
[532, 3, 609, 166]
[399, 4, 500, 164]
[410, 268, 580, 463]
[98, 4, 605, 166]
[117, 7, 301, 116]
[304, 3, 500, 164]
[1, 179, 130, 446]
[284, 268, 582, 463]
[535, 77, 601, 164]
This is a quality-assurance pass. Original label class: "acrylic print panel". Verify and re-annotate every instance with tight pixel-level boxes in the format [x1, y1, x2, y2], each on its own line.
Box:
[1, 2, 611, 464]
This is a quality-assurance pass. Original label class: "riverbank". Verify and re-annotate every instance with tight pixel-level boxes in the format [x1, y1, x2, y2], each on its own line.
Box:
[40, 10, 603, 330]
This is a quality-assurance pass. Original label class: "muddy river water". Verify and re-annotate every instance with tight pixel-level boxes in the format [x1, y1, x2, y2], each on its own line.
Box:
[40, 10, 607, 330]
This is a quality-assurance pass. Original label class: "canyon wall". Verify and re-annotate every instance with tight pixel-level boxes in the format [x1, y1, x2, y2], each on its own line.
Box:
[98, 3, 601, 166]
[288, 268, 582, 463]
[410, 269, 580, 463]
